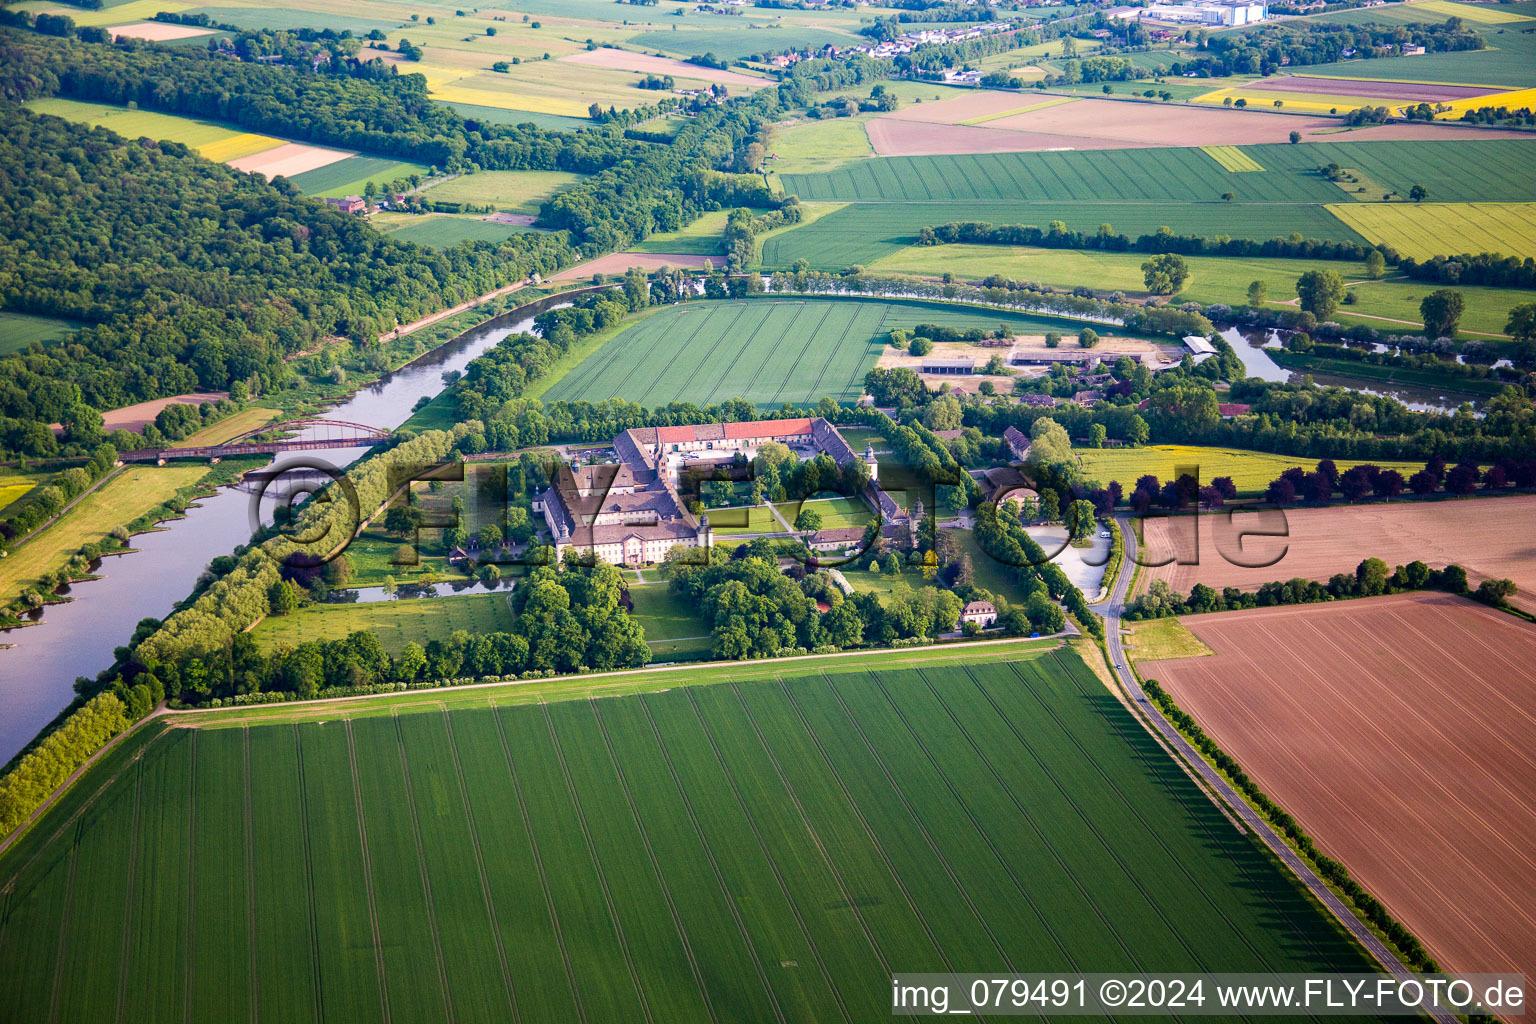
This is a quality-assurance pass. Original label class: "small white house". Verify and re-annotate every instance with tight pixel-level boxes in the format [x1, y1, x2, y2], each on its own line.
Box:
[961, 600, 998, 628]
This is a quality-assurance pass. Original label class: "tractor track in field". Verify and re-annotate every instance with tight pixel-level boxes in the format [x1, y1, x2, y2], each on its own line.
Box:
[292, 726, 326, 1023]
[956, 663, 1220, 973]
[391, 712, 457, 1024]
[679, 686, 854, 1024]
[242, 729, 258, 1024]
[182, 730, 197, 1024]
[814, 671, 1017, 972]
[344, 719, 392, 1024]
[113, 756, 145, 1024]
[439, 709, 521, 1024]
[539, 701, 657, 1024]
[633, 693, 788, 1024]
[668, 301, 773, 408]
[906, 667, 1147, 969]
[587, 697, 719, 1024]
[866, 668, 1081, 970]
[998, 657, 1280, 970]
[489, 705, 587, 1024]
[767, 303, 838, 408]
[725, 680, 892, 976]
[771, 676, 958, 974]
[44, 819, 81, 1024]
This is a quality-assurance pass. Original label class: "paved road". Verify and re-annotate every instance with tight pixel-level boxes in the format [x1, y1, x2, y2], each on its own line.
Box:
[1101, 517, 1453, 1020]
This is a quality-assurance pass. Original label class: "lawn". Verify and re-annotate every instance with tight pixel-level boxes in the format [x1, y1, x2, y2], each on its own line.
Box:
[420, 170, 585, 216]
[249, 591, 515, 654]
[1076, 444, 1425, 496]
[775, 496, 874, 530]
[179, 4, 407, 34]
[384, 216, 532, 248]
[952, 528, 1033, 606]
[3, 647, 1373, 1023]
[0, 464, 208, 605]
[626, 582, 713, 660]
[1123, 615, 1215, 661]
[0, 311, 80, 356]
[541, 296, 1111, 409]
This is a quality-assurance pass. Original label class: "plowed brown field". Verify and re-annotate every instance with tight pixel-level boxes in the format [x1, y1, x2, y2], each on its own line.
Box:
[1142, 593, 1536, 980]
[1138, 495, 1536, 613]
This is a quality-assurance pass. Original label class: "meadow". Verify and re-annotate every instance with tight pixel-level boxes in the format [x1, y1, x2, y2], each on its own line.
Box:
[541, 297, 1116, 408]
[767, 116, 875, 175]
[0, 465, 209, 606]
[443, 102, 590, 131]
[383, 216, 533, 248]
[867, 243, 1536, 336]
[625, 208, 736, 256]
[249, 591, 515, 654]
[26, 97, 243, 150]
[0, 646, 1376, 1023]
[419, 169, 583, 216]
[1303, 21, 1536, 87]
[1076, 444, 1426, 496]
[630, 24, 859, 60]
[0, 311, 79, 356]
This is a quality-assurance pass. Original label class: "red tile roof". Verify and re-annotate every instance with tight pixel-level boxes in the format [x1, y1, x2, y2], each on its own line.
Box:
[656, 425, 697, 444]
[1218, 403, 1251, 416]
[723, 418, 812, 439]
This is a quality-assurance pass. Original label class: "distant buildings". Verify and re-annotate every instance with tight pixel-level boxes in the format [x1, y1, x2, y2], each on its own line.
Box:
[325, 196, 366, 215]
[1131, 0, 1267, 25]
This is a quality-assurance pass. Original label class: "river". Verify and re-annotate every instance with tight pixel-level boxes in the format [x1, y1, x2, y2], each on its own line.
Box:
[0, 299, 562, 766]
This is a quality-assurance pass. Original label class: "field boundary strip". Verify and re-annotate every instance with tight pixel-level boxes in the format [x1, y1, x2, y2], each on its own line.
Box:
[959, 95, 1078, 125]
[1202, 146, 1265, 173]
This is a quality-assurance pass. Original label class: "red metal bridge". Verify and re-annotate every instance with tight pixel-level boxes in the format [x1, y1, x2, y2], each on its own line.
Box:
[118, 418, 394, 464]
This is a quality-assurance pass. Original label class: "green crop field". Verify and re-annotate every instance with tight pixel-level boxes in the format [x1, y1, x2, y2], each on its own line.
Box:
[384, 216, 532, 248]
[0, 311, 80, 356]
[779, 141, 1536, 205]
[288, 156, 431, 197]
[249, 592, 516, 654]
[26, 97, 240, 149]
[541, 297, 1119, 408]
[179, 4, 408, 35]
[0, 647, 1374, 1023]
[444, 101, 591, 131]
[1302, 24, 1536, 86]
[1076, 444, 1427, 495]
[761, 200, 1370, 269]
[421, 170, 584, 215]
[631, 25, 859, 60]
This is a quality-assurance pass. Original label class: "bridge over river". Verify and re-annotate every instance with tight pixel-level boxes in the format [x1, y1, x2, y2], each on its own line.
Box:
[118, 418, 394, 464]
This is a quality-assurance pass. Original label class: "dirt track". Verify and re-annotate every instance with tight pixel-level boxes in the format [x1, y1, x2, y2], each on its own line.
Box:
[1143, 593, 1536, 982]
[1139, 495, 1536, 612]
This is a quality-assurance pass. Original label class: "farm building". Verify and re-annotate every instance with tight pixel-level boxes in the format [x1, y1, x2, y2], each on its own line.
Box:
[1182, 335, 1217, 355]
[961, 600, 998, 627]
[1009, 350, 1103, 368]
[325, 196, 366, 214]
[807, 526, 869, 553]
[1018, 393, 1057, 408]
[921, 357, 976, 375]
[1218, 402, 1251, 417]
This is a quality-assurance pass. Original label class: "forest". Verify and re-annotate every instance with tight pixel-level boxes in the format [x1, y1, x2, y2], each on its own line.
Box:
[0, 104, 580, 453]
[1167, 17, 1484, 77]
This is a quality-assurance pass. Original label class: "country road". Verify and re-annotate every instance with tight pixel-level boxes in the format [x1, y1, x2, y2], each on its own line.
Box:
[1101, 517, 1454, 1021]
